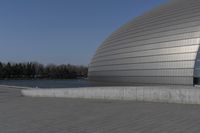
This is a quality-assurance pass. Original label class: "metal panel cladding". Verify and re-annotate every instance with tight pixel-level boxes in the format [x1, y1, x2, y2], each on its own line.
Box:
[88, 0, 200, 85]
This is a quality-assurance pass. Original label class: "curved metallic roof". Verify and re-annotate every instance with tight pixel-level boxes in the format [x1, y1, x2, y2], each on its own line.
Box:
[89, 0, 200, 85]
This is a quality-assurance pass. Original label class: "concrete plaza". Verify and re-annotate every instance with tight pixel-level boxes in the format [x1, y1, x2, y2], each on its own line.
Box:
[1, 86, 200, 133]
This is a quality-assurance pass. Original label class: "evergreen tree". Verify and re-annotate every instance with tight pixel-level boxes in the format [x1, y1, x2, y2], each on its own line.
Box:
[0, 62, 88, 79]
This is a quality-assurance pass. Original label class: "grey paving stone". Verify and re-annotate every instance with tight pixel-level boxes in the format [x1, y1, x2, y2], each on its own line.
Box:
[1, 86, 200, 133]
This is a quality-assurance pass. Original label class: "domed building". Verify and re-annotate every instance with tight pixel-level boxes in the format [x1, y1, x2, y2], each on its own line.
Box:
[89, 0, 200, 85]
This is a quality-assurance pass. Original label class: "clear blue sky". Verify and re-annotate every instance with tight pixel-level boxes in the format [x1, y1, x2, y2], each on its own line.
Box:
[0, 0, 168, 65]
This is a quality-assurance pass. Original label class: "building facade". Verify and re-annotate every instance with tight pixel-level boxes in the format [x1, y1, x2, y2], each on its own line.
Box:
[89, 0, 200, 85]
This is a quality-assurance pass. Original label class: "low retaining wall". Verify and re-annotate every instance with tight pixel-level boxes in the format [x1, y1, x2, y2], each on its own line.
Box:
[21, 86, 200, 104]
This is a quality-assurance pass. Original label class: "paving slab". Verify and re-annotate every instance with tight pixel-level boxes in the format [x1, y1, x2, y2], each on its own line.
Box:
[1, 86, 200, 133]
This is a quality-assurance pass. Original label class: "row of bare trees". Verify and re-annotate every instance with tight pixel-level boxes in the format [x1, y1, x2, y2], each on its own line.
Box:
[0, 62, 88, 79]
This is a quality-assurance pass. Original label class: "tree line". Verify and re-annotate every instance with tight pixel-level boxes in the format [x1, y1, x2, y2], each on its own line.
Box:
[0, 62, 88, 79]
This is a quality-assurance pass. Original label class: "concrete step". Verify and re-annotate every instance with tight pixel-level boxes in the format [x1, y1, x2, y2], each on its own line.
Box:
[21, 86, 200, 105]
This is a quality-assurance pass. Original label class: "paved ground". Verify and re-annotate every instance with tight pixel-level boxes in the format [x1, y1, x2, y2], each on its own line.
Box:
[1, 86, 200, 133]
